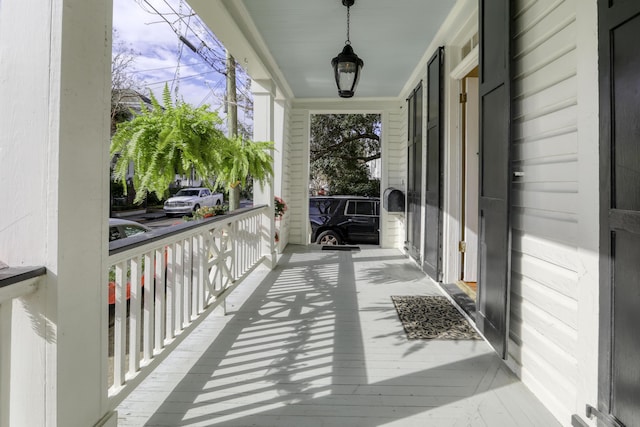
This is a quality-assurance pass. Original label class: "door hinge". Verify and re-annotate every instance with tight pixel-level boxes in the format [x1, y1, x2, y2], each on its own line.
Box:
[586, 405, 626, 427]
[459, 92, 467, 103]
[459, 241, 466, 252]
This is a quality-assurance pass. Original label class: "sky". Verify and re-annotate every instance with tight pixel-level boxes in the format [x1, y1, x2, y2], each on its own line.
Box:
[112, 0, 250, 122]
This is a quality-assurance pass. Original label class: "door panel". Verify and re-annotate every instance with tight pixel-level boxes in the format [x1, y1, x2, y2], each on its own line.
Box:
[406, 84, 423, 260]
[423, 47, 444, 280]
[477, 0, 511, 359]
[599, 2, 640, 425]
[463, 77, 479, 282]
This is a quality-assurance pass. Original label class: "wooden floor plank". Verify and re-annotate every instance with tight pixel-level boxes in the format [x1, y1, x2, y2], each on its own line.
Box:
[117, 246, 561, 427]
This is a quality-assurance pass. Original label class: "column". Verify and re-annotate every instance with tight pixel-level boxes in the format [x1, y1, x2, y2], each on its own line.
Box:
[0, 0, 113, 425]
[251, 79, 277, 267]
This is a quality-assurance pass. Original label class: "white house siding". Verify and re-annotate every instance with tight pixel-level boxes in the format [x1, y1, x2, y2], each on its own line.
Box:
[380, 107, 407, 249]
[285, 109, 310, 245]
[509, 0, 580, 421]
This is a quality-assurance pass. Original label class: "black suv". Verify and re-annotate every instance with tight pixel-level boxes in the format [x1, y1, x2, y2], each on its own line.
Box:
[309, 196, 380, 245]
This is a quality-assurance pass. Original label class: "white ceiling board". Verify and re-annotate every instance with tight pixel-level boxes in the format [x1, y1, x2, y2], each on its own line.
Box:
[239, 0, 458, 99]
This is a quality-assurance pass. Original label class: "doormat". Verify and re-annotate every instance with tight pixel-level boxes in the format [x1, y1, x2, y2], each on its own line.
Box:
[321, 245, 360, 251]
[391, 295, 481, 340]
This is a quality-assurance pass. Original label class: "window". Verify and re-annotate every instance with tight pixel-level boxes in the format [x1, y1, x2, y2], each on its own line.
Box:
[122, 225, 147, 238]
[346, 201, 375, 216]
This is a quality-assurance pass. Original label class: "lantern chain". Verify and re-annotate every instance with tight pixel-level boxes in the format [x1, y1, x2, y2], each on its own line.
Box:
[346, 5, 351, 45]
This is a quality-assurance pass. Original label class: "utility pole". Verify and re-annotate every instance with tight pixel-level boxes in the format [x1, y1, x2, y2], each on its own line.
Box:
[226, 49, 240, 211]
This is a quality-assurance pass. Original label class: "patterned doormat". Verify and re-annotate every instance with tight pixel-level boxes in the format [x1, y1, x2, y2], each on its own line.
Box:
[391, 295, 482, 340]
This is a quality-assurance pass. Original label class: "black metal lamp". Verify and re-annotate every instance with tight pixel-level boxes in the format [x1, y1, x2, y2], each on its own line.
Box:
[331, 0, 363, 98]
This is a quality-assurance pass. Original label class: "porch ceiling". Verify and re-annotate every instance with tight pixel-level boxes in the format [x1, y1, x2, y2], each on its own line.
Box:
[191, 0, 458, 100]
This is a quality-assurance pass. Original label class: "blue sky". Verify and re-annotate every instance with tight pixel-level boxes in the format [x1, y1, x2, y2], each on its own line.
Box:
[112, 0, 243, 117]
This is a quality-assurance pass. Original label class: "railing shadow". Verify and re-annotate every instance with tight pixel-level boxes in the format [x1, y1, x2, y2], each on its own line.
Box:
[127, 247, 552, 426]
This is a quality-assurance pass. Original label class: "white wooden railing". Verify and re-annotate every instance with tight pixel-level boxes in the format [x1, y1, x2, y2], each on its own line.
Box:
[106, 206, 267, 408]
[0, 266, 46, 427]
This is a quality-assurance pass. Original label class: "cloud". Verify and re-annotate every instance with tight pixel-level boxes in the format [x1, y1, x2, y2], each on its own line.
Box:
[113, 0, 227, 109]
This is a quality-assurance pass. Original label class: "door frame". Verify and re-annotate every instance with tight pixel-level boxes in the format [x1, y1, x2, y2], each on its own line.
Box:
[450, 48, 480, 286]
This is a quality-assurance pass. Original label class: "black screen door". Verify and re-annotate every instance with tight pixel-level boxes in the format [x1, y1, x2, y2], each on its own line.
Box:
[406, 83, 423, 260]
[477, 0, 512, 359]
[423, 47, 444, 280]
[598, 2, 640, 425]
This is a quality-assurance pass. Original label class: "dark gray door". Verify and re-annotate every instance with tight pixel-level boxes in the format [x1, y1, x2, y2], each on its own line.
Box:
[598, 2, 640, 425]
[406, 83, 423, 260]
[476, 0, 512, 359]
[423, 47, 444, 280]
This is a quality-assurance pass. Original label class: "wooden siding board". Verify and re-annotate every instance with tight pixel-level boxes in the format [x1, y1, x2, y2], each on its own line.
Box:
[514, 78, 577, 123]
[511, 273, 578, 329]
[514, 159, 577, 183]
[507, 338, 577, 423]
[512, 208, 577, 244]
[512, 129, 578, 161]
[514, 104, 578, 141]
[512, 251, 578, 298]
[509, 315, 578, 379]
[511, 230, 578, 271]
[514, 52, 577, 101]
[509, 303, 577, 358]
[512, 189, 577, 214]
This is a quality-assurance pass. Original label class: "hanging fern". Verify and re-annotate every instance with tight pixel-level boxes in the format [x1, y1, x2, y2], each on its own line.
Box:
[215, 136, 274, 190]
[111, 84, 273, 203]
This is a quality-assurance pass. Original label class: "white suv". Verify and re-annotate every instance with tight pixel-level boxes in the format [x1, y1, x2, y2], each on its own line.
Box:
[163, 188, 223, 217]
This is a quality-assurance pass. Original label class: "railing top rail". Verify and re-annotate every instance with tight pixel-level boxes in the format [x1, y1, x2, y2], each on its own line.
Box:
[108, 205, 267, 258]
[0, 266, 47, 289]
[0, 266, 46, 303]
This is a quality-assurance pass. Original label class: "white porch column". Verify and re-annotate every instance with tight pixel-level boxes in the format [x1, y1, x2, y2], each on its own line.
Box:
[273, 93, 289, 250]
[251, 79, 276, 267]
[0, 0, 112, 426]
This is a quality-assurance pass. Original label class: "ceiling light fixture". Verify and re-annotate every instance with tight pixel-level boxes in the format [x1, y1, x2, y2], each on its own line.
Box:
[331, 0, 364, 98]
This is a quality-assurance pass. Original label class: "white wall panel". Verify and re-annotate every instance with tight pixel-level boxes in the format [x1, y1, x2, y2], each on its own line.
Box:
[509, 0, 582, 423]
[286, 110, 310, 245]
[380, 108, 407, 249]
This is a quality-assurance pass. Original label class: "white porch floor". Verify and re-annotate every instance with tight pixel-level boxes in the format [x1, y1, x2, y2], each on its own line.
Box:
[117, 246, 561, 427]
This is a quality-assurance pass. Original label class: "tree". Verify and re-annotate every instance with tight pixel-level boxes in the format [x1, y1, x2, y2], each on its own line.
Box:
[111, 29, 142, 133]
[111, 85, 273, 204]
[310, 114, 381, 196]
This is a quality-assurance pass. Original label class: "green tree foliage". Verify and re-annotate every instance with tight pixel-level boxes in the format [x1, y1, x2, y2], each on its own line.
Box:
[110, 85, 273, 203]
[310, 114, 381, 196]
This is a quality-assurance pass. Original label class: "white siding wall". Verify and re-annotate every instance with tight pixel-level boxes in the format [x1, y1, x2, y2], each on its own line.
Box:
[286, 109, 310, 245]
[380, 108, 407, 249]
[509, 0, 581, 421]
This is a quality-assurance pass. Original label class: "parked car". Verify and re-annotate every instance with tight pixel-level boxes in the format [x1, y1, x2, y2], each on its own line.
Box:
[107, 218, 152, 304]
[309, 196, 380, 245]
[163, 187, 223, 217]
[108, 218, 151, 242]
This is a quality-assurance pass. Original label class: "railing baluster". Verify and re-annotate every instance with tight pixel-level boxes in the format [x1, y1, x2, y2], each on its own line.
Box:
[165, 244, 175, 341]
[143, 250, 154, 362]
[129, 255, 142, 374]
[113, 260, 127, 389]
[183, 237, 192, 326]
[175, 240, 184, 333]
[154, 247, 165, 352]
[0, 301, 12, 427]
